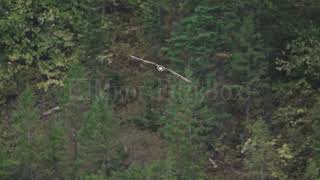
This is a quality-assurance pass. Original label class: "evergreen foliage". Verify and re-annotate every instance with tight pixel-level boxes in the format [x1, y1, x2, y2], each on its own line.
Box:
[12, 86, 41, 179]
[0, 0, 320, 179]
[39, 120, 66, 179]
[160, 74, 214, 179]
[109, 160, 176, 180]
[79, 94, 122, 176]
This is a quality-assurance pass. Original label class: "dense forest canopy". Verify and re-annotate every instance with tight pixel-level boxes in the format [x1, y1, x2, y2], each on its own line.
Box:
[0, 0, 320, 179]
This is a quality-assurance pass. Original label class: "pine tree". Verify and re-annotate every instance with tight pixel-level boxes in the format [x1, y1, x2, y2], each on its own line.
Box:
[12, 86, 41, 179]
[56, 62, 88, 179]
[160, 71, 217, 179]
[39, 120, 66, 179]
[78, 93, 121, 176]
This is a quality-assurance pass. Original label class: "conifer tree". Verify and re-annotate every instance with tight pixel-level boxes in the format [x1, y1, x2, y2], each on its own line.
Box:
[39, 120, 66, 179]
[78, 93, 121, 176]
[12, 86, 41, 179]
[160, 72, 216, 179]
[56, 62, 88, 179]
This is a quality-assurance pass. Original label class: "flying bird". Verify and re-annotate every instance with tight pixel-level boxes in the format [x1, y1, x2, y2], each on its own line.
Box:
[129, 55, 192, 83]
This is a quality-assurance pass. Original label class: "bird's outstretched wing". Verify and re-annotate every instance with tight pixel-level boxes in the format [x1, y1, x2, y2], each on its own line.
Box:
[129, 55, 192, 83]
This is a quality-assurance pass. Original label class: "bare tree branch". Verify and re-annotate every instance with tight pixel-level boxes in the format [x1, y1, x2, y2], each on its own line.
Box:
[42, 106, 60, 118]
[129, 55, 192, 83]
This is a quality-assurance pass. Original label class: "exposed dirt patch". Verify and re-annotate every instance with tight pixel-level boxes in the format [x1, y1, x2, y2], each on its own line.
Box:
[118, 126, 165, 166]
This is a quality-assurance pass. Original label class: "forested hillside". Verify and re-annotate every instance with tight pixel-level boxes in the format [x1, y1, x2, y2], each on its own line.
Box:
[1, 0, 320, 179]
